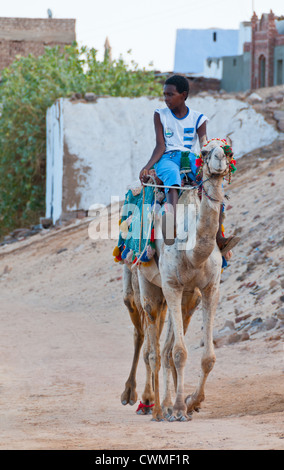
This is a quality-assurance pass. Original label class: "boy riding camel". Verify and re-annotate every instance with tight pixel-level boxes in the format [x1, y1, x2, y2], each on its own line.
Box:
[139, 74, 239, 255]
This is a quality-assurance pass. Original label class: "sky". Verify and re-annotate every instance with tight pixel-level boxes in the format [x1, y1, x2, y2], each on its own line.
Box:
[0, 0, 283, 71]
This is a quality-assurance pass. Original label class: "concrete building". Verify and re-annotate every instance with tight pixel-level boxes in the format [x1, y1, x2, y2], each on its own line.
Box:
[221, 52, 251, 92]
[174, 28, 239, 74]
[0, 16, 76, 71]
[202, 22, 251, 84]
[174, 13, 284, 92]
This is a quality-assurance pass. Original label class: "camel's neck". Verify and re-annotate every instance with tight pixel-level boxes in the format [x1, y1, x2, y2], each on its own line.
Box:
[190, 176, 223, 267]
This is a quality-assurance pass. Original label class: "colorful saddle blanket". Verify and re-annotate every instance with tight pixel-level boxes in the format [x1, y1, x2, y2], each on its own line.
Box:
[113, 181, 165, 266]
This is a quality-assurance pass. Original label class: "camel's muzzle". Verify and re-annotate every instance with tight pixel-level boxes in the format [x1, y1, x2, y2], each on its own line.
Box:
[203, 147, 229, 177]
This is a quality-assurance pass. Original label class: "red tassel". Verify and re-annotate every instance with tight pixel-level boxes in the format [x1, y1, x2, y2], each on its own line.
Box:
[195, 157, 203, 167]
[136, 401, 154, 413]
[150, 227, 155, 243]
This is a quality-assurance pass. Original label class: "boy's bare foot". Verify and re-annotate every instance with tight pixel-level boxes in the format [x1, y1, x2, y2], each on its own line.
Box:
[224, 250, 233, 261]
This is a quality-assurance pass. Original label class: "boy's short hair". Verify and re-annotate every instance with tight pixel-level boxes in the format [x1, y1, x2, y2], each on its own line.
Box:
[164, 74, 189, 96]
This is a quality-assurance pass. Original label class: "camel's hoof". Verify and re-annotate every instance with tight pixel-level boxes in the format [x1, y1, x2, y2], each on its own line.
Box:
[162, 405, 173, 419]
[168, 411, 192, 422]
[151, 407, 164, 422]
[121, 386, 137, 407]
[121, 398, 136, 406]
[185, 394, 202, 414]
[122, 398, 135, 406]
[151, 416, 164, 422]
[180, 415, 191, 422]
[136, 407, 153, 415]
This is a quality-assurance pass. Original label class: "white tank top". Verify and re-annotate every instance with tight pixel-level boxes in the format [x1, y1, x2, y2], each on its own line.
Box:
[156, 106, 208, 153]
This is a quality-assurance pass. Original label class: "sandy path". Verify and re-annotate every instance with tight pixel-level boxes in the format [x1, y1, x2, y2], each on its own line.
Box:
[0, 144, 283, 450]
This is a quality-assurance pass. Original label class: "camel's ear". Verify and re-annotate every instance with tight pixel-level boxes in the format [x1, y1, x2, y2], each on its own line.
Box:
[226, 136, 232, 147]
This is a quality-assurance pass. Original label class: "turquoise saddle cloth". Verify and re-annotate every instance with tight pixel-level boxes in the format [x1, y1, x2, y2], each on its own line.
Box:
[113, 185, 161, 264]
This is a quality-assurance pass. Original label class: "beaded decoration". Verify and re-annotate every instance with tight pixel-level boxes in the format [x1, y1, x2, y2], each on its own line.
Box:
[196, 138, 237, 184]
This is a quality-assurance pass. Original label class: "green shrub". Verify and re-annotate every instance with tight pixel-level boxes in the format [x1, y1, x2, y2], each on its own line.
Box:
[0, 43, 162, 236]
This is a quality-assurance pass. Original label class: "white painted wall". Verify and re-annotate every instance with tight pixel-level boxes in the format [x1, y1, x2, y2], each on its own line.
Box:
[174, 29, 239, 74]
[46, 96, 279, 223]
[46, 98, 64, 224]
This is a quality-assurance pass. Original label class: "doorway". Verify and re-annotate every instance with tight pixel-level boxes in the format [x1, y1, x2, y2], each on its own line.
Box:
[277, 60, 283, 85]
[259, 55, 266, 88]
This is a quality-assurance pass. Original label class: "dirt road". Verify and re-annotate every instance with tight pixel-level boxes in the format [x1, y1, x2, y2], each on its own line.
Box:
[0, 144, 284, 450]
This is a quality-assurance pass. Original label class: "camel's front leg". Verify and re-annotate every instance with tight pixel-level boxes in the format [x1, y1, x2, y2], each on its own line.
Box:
[185, 283, 219, 413]
[139, 271, 167, 421]
[162, 288, 202, 419]
[163, 286, 190, 421]
[161, 315, 175, 418]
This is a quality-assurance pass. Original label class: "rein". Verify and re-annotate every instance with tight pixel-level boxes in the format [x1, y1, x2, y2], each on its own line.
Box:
[201, 177, 224, 204]
[142, 181, 203, 191]
[142, 176, 222, 202]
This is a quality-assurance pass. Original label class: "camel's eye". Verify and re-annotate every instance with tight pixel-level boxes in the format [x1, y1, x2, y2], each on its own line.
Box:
[201, 149, 209, 158]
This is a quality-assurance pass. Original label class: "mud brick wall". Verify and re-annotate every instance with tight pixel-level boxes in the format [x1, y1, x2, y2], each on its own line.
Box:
[250, 11, 283, 88]
[0, 17, 76, 70]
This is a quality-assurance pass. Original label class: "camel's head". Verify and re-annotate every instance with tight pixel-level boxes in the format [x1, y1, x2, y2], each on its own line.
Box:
[198, 137, 236, 179]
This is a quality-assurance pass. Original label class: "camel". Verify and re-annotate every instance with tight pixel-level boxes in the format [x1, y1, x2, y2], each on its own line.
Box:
[121, 138, 238, 421]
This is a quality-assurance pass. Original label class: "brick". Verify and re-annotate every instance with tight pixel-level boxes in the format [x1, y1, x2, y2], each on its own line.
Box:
[0, 17, 76, 71]
[249, 11, 282, 89]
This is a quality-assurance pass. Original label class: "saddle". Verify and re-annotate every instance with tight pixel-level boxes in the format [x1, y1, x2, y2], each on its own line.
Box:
[113, 155, 198, 267]
[113, 174, 165, 266]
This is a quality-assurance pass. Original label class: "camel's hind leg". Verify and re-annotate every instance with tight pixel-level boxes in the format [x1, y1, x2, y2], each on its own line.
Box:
[121, 266, 145, 407]
[161, 288, 201, 419]
[185, 282, 218, 413]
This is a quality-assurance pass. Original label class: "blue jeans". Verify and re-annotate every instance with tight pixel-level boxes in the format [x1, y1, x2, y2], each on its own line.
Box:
[154, 150, 197, 193]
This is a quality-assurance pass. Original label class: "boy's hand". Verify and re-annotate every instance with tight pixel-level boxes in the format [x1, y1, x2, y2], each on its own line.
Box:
[139, 167, 150, 183]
